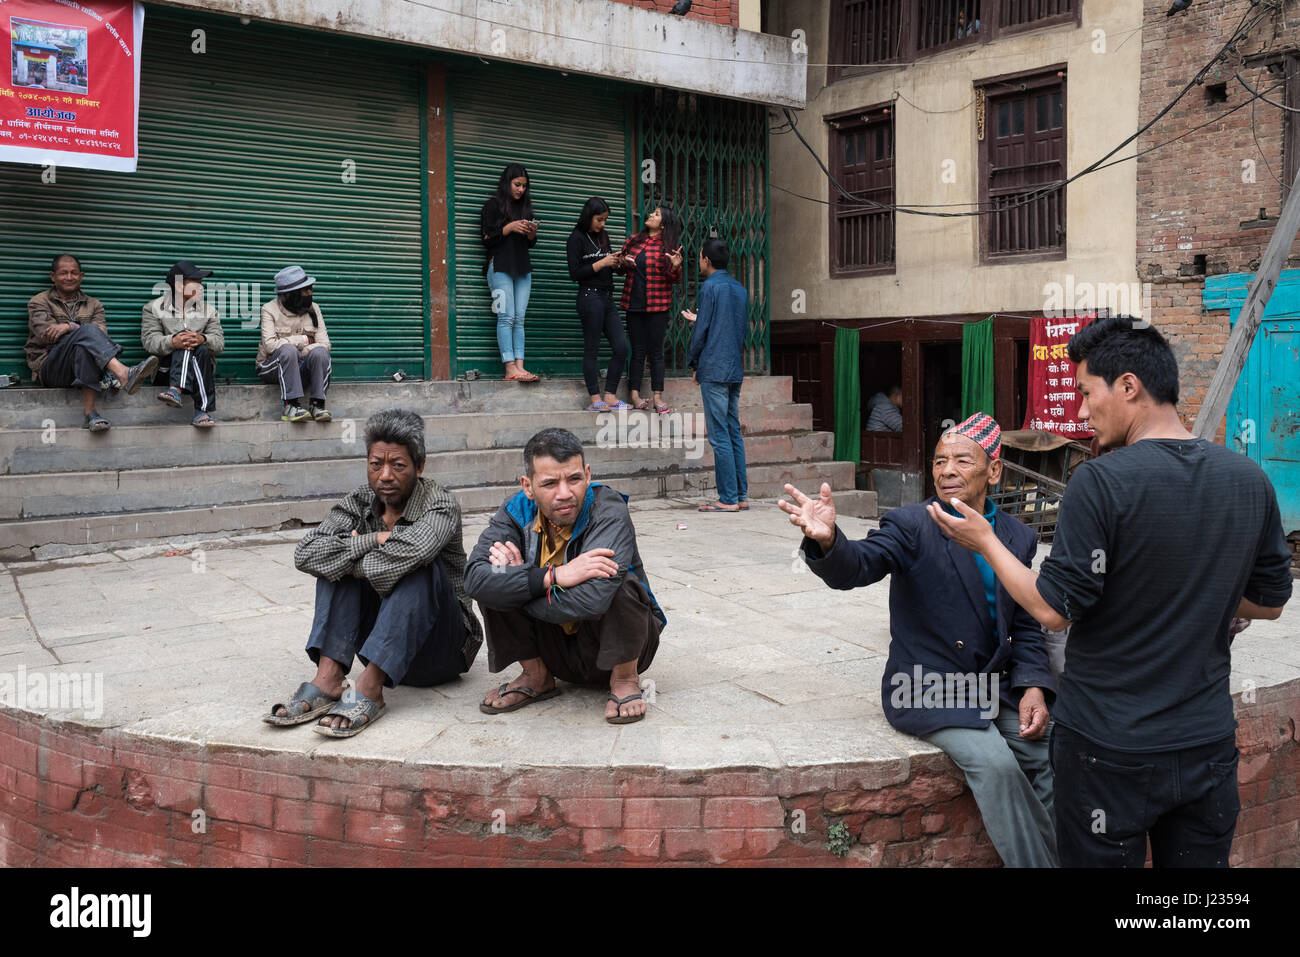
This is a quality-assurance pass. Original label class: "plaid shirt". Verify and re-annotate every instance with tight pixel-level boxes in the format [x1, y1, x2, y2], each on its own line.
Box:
[293, 477, 482, 646]
[620, 234, 682, 312]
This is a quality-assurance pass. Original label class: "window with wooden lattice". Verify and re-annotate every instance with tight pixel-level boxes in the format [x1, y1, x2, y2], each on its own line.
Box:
[978, 68, 1066, 261]
[828, 105, 895, 277]
[828, 0, 1078, 81]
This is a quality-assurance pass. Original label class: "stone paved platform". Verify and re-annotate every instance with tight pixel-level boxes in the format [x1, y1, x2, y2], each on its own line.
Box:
[3, 498, 1297, 772]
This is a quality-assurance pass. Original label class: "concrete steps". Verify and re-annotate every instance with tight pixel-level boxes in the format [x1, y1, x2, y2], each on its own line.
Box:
[0, 376, 876, 558]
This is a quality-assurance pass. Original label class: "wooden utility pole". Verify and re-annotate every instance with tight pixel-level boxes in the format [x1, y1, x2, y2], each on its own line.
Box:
[1193, 163, 1300, 439]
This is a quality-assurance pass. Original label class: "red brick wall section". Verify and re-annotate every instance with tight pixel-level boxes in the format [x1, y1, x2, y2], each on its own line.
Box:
[2, 681, 1296, 866]
[610, 0, 738, 28]
[1137, 0, 1300, 420]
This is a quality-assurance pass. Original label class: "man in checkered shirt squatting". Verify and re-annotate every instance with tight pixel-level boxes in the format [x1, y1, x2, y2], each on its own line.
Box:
[264, 409, 484, 738]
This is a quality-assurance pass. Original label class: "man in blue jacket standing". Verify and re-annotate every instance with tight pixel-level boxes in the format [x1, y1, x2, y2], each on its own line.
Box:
[781, 413, 1058, 867]
[682, 238, 749, 513]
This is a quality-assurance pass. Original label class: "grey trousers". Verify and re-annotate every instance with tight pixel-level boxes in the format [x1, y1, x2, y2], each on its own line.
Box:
[922, 708, 1059, 867]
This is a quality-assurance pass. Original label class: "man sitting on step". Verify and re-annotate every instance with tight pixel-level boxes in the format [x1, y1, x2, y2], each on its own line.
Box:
[141, 260, 225, 428]
[25, 253, 159, 432]
[781, 413, 1059, 867]
[465, 428, 665, 724]
[267, 409, 483, 738]
[257, 265, 333, 423]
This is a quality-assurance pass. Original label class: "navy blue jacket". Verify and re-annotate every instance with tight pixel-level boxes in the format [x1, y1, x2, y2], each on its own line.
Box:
[687, 269, 747, 384]
[802, 498, 1056, 736]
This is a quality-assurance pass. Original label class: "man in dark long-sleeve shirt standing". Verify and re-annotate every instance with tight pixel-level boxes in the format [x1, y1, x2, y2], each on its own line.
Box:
[266, 409, 483, 737]
[682, 238, 750, 512]
[929, 316, 1293, 867]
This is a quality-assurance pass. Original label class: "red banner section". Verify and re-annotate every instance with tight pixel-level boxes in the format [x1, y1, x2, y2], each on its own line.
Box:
[1, 0, 143, 171]
[1022, 315, 1095, 439]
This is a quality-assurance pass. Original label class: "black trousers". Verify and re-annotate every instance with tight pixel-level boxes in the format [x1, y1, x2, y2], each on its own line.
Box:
[305, 559, 469, 688]
[626, 310, 668, 395]
[38, 324, 122, 391]
[1051, 723, 1240, 867]
[482, 578, 661, 684]
[578, 287, 628, 397]
[153, 344, 216, 413]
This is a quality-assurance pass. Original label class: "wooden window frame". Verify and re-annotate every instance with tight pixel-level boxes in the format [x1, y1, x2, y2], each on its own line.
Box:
[827, 103, 896, 278]
[828, 0, 1082, 83]
[977, 65, 1068, 263]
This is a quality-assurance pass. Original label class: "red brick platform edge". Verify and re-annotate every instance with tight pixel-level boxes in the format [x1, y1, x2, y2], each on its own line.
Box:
[1, 682, 1295, 867]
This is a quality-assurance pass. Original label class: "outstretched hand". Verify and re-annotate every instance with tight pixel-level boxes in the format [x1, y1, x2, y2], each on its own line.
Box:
[778, 482, 837, 551]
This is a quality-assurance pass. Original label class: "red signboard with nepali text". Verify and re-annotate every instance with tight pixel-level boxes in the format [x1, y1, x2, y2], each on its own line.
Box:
[1022, 314, 1095, 439]
[1, 0, 143, 171]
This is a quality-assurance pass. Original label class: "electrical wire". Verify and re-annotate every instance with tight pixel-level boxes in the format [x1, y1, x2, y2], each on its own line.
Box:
[781, 3, 1274, 219]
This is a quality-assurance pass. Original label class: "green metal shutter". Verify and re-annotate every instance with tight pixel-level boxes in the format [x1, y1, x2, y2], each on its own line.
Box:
[0, 7, 425, 382]
[448, 67, 631, 377]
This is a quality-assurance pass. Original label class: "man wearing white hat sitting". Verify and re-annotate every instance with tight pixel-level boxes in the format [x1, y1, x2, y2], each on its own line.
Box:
[257, 265, 332, 422]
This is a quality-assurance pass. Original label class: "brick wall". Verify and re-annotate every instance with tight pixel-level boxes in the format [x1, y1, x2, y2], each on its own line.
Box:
[611, 0, 738, 28]
[3, 680, 1296, 866]
[1138, 0, 1300, 416]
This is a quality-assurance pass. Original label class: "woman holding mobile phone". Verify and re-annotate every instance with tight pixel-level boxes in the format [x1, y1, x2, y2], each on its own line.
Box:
[481, 162, 539, 382]
[567, 197, 632, 412]
[620, 204, 684, 413]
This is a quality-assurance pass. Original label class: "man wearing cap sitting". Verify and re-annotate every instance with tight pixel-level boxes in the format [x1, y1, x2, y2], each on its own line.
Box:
[26, 253, 159, 432]
[781, 412, 1058, 867]
[142, 260, 225, 428]
[257, 265, 332, 423]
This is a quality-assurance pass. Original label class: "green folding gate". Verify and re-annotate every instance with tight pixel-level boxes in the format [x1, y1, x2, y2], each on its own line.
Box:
[635, 89, 770, 375]
[0, 7, 426, 382]
[447, 67, 633, 377]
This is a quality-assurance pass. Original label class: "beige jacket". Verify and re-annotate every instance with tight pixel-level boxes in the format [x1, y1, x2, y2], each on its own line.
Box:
[141, 295, 225, 358]
[257, 298, 331, 366]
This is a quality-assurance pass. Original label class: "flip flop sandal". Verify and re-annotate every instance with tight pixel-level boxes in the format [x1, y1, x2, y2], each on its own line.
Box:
[263, 681, 340, 726]
[313, 690, 385, 738]
[607, 400, 632, 410]
[606, 692, 645, 725]
[157, 387, 183, 408]
[698, 502, 741, 512]
[654, 403, 672, 415]
[479, 683, 561, 714]
[85, 412, 110, 433]
[192, 412, 215, 428]
[585, 401, 611, 412]
[738, 502, 750, 510]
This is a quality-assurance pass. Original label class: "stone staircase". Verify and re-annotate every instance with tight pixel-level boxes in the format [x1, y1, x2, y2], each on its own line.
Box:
[0, 376, 874, 559]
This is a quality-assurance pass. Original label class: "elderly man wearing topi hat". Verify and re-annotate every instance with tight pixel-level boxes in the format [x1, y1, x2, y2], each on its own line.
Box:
[257, 265, 332, 423]
[780, 412, 1059, 867]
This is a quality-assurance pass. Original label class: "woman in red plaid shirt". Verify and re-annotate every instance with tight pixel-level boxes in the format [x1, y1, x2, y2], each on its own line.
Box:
[620, 205, 685, 413]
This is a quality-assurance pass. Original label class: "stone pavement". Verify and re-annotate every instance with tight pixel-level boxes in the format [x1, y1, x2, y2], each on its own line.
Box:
[1, 497, 1297, 773]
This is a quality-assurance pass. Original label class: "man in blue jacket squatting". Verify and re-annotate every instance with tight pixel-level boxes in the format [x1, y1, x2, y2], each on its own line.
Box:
[465, 428, 666, 724]
[780, 412, 1058, 867]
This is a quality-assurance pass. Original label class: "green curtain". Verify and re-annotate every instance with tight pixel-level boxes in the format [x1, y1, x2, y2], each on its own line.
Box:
[961, 316, 996, 421]
[833, 326, 861, 464]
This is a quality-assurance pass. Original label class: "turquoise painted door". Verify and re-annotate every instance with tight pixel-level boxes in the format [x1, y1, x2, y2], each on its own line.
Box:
[1209, 271, 1300, 534]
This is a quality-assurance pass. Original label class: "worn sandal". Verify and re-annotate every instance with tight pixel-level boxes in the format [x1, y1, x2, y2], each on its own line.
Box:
[263, 681, 341, 726]
[84, 412, 110, 433]
[192, 412, 215, 428]
[312, 690, 385, 738]
[479, 682, 561, 714]
[654, 403, 671, 415]
[606, 692, 645, 725]
[157, 386, 183, 408]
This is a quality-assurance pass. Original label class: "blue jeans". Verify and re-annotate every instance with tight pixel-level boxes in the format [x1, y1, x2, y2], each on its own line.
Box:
[1051, 723, 1240, 867]
[486, 264, 531, 363]
[700, 380, 748, 505]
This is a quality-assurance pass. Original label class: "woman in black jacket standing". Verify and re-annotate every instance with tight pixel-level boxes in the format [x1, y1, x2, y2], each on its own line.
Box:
[481, 162, 539, 382]
[566, 197, 631, 411]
